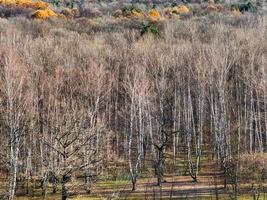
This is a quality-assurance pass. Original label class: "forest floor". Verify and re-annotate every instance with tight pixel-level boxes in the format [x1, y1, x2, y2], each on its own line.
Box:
[14, 159, 267, 200]
[14, 176, 266, 200]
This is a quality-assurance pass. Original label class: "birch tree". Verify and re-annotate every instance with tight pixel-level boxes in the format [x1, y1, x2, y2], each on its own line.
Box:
[0, 50, 31, 200]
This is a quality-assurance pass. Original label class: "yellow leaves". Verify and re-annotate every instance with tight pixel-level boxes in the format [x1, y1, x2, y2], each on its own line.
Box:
[172, 5, 190, 14]
[163, 5, 190, 19]
[0, 0, 48, 9]
[31, 8, 57, 19]
[0, 0, 59, 19]
[179, 5, 190, 14]
[31, 1, 49, 9]
[163, 5, 189, 19]
[0, 0, 16, 5]
[149, 9, 161, 21]
[15, 0, 33, 7]
[116, 5, 190, 21]
[119, 7, 162, 21]
[118, 7, 145, 20]
[0, 0, 240, 21]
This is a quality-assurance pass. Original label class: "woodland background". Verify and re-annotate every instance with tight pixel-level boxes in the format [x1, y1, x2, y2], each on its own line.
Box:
[0, 0, 266, 199]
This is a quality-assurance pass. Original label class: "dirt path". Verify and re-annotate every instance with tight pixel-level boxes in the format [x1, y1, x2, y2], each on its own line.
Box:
[94, 160, 226, 199]
[130, 173, 225, 199]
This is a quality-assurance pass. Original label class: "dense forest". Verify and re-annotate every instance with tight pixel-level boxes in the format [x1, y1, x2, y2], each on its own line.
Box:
[0, 1, 266, 199]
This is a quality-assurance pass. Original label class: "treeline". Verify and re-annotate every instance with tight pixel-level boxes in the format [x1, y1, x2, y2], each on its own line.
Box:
[0, 15, 266, 199]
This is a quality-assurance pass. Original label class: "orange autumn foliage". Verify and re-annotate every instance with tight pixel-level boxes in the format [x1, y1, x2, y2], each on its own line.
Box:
[149, 9, 161, 21]
[31, 8, 57, 19]
[31, 0, 49, 9]
[172, 5, 190, 14]
[0, 0, 48, 9]
[0, 0, 59, 19]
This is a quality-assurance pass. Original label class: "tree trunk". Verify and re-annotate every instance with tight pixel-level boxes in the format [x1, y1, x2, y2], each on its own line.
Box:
[52, 174, 58, 194]
[41, 172, 48, 200]
[131, 176, 137, 191]
[85, 171, 91, 194]
[61, 174, 68, 200]
[8, 137, 19, 200]
[155, 148, 164, 186]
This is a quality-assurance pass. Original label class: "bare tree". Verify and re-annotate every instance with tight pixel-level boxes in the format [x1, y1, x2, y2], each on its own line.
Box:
[0, 50, 31, 200]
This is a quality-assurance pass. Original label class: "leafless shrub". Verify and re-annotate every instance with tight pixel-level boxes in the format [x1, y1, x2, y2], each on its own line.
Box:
[238, 153, 267, 183]
[0, 5, 33, 18]
[0, 12, 266, 200]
